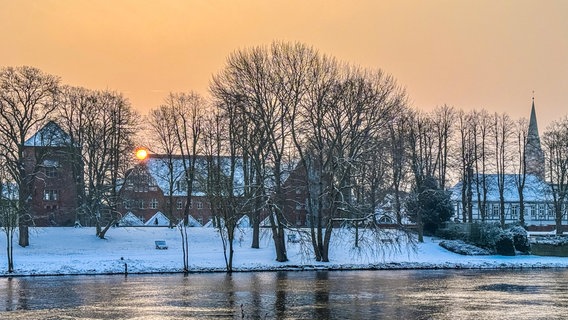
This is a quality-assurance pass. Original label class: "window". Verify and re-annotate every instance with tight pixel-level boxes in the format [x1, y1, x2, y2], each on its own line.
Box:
[510, 204, 519, 219]
[538, 204, 546, 219]
[491, 204, 499, 219]
[196, 202, 203, 210]
[139, 200, 145, 209]
[124, 201, 131, 209]
[530, 205, 537, 219]
[45, 166, 57, 178]
[44, 190, 58, 201]
[150, 198, 158, 209]
[176, 199, 183, 210]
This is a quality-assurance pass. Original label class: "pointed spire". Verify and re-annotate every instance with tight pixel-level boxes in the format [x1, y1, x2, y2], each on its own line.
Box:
[528, 96, 540, 140]
[528, 95, 540, 143]
[526, 95, 545, 179]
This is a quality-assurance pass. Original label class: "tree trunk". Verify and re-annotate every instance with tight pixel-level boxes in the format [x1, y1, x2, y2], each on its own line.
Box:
[519, 194, 525, 226]
[18, 225, 29, 247]
[321, 223, 333, 262]
[6, 231, 14, 273]
[556, 207, 563, 235]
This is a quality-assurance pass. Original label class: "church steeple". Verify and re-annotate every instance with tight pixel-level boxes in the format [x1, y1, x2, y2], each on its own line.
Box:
[526, 96, 545, 179]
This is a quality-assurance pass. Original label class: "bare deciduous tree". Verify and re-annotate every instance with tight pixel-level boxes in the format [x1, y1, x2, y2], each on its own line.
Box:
[0, 161, 18, 272]
[59, 88, 139, 238]
[0, 66, 60, 247]
[543, 118, 568, 235]
[491, 113, 514, 227]
[514, 117, 529, 226]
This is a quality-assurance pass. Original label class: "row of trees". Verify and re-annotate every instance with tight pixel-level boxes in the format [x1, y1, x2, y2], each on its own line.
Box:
[0, 67, 140, 272]
[2, 41, 568, 272]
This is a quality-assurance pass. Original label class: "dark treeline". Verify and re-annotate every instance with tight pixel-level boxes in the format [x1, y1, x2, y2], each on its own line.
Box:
[1, 42, 568, 272]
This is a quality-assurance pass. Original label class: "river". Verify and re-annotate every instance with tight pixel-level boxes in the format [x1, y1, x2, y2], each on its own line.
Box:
[1, 269, 567, 319]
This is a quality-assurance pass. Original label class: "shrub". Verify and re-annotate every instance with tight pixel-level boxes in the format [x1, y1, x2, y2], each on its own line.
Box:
[468, 222, 502, 249]
[508, 226, 530, 253]
[495, 232, 516, 256]
[436, 223, 468, 241]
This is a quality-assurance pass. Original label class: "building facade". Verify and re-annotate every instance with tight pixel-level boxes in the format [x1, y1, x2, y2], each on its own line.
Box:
[449, 99, 564, 231]
[24, 121, 81, 226]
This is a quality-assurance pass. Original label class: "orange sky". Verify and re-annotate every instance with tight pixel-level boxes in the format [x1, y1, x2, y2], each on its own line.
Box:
[1, 0, 567, 130]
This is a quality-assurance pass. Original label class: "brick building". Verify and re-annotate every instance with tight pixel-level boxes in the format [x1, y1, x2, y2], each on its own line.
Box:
[24, 121, 81, 226]
[117, 155, 221, 226]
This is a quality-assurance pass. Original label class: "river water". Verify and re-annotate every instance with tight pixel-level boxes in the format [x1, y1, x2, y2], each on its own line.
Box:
[1, 269, 567, 319]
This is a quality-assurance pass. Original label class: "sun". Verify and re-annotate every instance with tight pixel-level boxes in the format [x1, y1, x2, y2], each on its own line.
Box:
[135, 148, 148, 160]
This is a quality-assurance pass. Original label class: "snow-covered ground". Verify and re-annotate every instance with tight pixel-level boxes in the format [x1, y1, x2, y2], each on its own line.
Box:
[1, 226, 568, 276]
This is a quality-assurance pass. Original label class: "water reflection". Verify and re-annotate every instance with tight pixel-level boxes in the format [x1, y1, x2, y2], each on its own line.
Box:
[1, 269, 568, 319]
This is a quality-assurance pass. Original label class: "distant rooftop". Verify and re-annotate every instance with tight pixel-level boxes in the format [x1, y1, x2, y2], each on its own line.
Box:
[24, 121, 72, 147]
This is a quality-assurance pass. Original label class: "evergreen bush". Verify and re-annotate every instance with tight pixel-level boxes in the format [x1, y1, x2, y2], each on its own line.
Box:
[508, 226, 530, 253]
[495, 232, 516, 256]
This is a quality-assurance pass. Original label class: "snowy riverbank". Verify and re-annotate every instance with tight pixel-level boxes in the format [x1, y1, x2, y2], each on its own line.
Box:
[2, 227, 568, 276]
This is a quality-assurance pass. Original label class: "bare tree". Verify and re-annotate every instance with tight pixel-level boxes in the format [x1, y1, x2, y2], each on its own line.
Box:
[0, 66, 60, 247]
[471, 110, 492, 222]
[543, 118, 568, 235]
[59, 88, 139, 238]
[0, 160, 18, 272]
[491, 113, 514, 227]
[388, 111, 411, 225]
[408, 111, 437, 242]
[211, 42, 305, 262]
[432, 105, 456, 190]
[159, 92, 206, 272]
[514, 118, 529, 226]
[202, 110, 246, 272]
[293, 63, 406, 259]
[147, 104, 181, 227]
[456, 110, 475, 222]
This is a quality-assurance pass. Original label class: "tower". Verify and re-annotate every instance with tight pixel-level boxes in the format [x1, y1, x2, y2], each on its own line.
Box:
[24, 121, 82, 226]
[525, 97, 545, 179]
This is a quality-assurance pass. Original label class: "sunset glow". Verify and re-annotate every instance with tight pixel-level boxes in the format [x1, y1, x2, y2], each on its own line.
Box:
[1, 0, 567, 128]
[135, 148, 148, 161]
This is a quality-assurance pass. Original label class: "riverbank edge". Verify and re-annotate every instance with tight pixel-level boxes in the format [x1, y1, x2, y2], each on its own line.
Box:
[2, 261, 567, 278]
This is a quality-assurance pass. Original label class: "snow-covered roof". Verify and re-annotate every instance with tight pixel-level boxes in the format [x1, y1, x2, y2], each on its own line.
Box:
[144, 211, 171, 226]
[24, 121, 72, 147]
[118, 212, 144, 226]
[185, 215, 203, 227]
[143, 155, 245, 197]
[449, 174, 553, 203]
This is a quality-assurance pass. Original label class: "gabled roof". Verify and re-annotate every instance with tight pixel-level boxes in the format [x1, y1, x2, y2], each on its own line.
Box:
[449, 174, 553, 203]
[24, 121, 71, 147]
[119, 212, 144, 226]
[143, 155, 245, 197]
[144, 211, 171, 226]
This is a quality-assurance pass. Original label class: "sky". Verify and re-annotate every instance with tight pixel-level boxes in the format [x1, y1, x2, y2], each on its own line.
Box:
[1, 0, 567, 130]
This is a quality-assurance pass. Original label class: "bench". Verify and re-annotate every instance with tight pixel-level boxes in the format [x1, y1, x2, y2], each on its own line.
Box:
[155, 240, 168, 249]
[287, 234, 300, 243]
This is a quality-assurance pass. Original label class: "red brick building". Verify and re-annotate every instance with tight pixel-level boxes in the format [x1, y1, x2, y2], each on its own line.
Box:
[24, 121, 81, 226]
[117, 155, 216, 226]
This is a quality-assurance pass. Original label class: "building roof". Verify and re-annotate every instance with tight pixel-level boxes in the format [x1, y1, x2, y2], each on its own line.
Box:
[449, 174, 553, 203]
[144, 211, 171, 226]
[142, 155, 245, 197]
[24, 121, 71, 147]
[118, 212, 144, 226]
